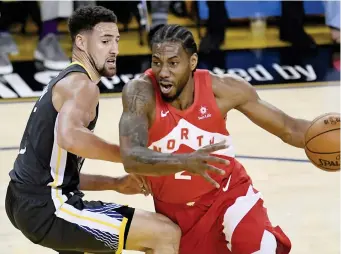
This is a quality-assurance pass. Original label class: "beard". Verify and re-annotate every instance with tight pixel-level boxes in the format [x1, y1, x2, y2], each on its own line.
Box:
[88, 53, 116, 78]
[98, 64, 116, 77]
[161, 83, 186, 102]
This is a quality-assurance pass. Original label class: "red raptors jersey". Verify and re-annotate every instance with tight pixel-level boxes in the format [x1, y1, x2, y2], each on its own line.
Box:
[145, 69, 241, 204]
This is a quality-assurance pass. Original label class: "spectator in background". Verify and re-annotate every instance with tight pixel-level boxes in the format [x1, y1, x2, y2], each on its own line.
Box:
[324, 0, 340, 43]
[33, 1, 73, 70]
[198, 1, 229, 54]
[279, 1, 317, 50]
[0, 1, 33, 74]
[0, 0, 95, 75]
[147, 1, 171, 48]
[198, 1, 329, 53]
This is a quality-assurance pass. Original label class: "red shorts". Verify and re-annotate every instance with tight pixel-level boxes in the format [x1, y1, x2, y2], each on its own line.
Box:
[153, 166, 292, 254]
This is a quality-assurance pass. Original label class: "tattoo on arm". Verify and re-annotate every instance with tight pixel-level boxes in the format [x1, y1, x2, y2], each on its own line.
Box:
[119, 80, 184, 174]
[120, 81, 151, 147]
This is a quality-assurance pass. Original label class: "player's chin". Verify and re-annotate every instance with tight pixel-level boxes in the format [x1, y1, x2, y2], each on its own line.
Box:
[103, 67, 116, 78]
[161, 91, 177, 102]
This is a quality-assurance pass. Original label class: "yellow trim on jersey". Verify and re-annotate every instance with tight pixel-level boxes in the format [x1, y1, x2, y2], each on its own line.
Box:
[49, 143, 121, 231]
[49, 115, 126, 252]
[59, 207, 121, 231]
[117, 217, 128, 254]
[68, 61, 93, 81]
[48, 143, 64, 201]
[48, 121, 124, 252]
[49, 146, 64, 206]
[51, 146, 62, 188]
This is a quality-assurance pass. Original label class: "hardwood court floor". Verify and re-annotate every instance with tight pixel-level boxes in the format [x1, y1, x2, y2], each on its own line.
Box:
[0, 83, 339, 254]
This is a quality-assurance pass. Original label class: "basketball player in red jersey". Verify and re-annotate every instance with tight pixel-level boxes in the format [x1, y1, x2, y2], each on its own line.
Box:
[119, 24, 313, 254]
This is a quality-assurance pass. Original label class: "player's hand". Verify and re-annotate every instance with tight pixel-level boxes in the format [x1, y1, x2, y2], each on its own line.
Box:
[130, 174, 152, 196]
[182, 140, 230, 188]
[114, 174, 152, 196]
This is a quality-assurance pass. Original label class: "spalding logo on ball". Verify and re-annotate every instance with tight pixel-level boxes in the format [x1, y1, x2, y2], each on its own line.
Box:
[305, 113, 340, 171]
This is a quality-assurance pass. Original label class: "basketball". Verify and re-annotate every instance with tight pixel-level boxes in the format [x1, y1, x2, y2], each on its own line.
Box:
[305, 113, 340, 171]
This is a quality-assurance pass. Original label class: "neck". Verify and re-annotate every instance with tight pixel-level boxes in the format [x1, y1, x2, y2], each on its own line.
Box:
[72, 49, 101, 83]
[170, 74, 195, 110]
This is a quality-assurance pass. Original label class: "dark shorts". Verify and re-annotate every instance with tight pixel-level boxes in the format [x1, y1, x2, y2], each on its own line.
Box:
[5, 180, 135, 253]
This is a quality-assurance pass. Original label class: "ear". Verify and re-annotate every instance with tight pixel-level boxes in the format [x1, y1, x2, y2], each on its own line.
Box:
[190, 53, 198, 71]
[75, 33, 87, 52]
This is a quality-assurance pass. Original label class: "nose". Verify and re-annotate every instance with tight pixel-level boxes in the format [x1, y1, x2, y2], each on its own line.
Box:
[110, 41, 119, 56]
[159, 65, 170, 79]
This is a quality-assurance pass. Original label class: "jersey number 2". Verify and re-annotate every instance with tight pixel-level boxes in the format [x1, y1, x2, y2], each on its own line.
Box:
[175, 171, 192, 180]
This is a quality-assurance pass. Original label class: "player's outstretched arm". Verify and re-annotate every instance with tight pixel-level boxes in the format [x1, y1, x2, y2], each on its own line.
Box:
[79, 173, 151, 195]
[55, 75, 121, 162]
[218, 74, 311, 148]
[119, 79, 228, 186]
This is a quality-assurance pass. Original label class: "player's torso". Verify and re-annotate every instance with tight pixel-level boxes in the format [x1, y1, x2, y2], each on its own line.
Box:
[145, 69, 238, 204]
[10, 62, 99, 192]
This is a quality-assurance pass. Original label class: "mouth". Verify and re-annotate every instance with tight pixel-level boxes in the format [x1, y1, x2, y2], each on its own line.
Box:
[106, 58, 116, 68]
[159, 83, 173, 94]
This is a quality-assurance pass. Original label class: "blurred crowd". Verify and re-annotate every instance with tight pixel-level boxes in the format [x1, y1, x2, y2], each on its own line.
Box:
[0, 0, 339, 75]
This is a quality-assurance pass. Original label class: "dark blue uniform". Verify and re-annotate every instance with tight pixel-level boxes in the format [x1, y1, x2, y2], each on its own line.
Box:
[5, 63, 134, 254]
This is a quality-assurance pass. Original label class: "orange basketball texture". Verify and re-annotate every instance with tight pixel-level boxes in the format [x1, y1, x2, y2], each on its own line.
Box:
[305, 113, 340, 171]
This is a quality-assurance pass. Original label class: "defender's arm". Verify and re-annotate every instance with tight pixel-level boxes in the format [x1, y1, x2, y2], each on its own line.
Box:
[79, 173, 150, 195]
[55, 78, 120, 162]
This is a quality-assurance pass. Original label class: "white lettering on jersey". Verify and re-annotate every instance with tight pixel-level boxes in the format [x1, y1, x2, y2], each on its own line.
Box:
[148, 119, 235, 157]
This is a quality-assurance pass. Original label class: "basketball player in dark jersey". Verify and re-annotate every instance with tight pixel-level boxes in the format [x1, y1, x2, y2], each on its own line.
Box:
[5, 6, 182, 254]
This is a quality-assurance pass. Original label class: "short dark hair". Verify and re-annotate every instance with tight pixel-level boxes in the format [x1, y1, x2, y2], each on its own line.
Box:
[68, 5, 117, 42]
[151, 24, 197, 55]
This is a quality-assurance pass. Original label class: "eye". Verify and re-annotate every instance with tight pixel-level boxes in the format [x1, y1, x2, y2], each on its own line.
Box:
[102, 40, 109, 44]
[170, 62, 178, 67]
[152, 61, 161, 67]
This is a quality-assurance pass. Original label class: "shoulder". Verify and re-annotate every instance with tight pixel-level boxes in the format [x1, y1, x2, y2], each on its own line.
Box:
[210, 72, 251, 90]
[55, 72, 99, 98]
[122, 74, 155, 102]
[121, 74, 155, 112]
[52, 72, 99, 111]
[210, 72, 256, 102]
